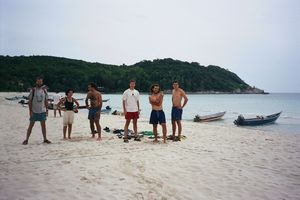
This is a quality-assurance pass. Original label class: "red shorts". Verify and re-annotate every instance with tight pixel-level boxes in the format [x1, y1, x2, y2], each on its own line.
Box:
[125, 112, 139, 120]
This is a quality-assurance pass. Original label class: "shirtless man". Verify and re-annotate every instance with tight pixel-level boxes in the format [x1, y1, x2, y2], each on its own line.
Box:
[85, 83, 102, 140]
[171, 81, 188, 141]
[149, 84, 167, 143]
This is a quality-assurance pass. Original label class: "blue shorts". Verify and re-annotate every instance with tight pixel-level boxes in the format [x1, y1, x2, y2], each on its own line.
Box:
[30, 112, 47, 122]
[171, 107, 182, 121]
[88, 108, 100, 120]
[150, 110, 166, 125]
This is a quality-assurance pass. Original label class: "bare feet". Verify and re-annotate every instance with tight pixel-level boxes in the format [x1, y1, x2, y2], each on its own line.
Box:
[91, 134, 95, 138]
[97, 137, 102, 141]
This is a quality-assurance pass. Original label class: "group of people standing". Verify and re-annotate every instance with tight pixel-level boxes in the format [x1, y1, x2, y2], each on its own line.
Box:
[22, 78, 188, 145]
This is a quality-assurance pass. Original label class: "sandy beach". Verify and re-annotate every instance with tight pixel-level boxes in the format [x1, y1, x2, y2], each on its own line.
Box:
[0, 93, 299, 200]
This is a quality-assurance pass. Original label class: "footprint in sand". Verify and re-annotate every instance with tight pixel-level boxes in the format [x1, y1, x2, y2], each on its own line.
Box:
[80, 176, 91, 183]
[121, 158, 145, 174]
[134, 192, 144, 200]
[61, 160, 71, 164]
[137, 162, 145, 173]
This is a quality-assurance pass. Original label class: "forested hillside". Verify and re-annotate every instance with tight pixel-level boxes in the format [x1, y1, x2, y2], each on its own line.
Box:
[0, 55, 251, 93]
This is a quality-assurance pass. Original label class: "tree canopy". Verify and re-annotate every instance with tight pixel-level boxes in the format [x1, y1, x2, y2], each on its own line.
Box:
[0, 55, 250, 93]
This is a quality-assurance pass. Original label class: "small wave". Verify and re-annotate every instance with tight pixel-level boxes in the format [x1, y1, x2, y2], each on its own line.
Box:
[281, 115, 300, 120]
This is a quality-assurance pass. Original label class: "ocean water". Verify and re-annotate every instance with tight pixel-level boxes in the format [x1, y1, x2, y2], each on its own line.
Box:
[3, 92, 299, 134]
[72, 93, 300, 135]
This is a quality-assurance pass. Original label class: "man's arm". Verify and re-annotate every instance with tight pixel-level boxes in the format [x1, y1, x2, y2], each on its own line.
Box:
[158, 93, 164, 106]
[28, 100, 33, 116]
[149, 96, 157, 105]
[45, 97, 48, 110]
[137, 91, 140, 112]
[122, 100, 127, 115]
[137, 100, 140, 113]
[98, 93, 102, 110]
[28, 90, 33, 117]
[181, 90, 188, 108]
[44, 91, 48, 116]
[85, 93, 89, 108]
[45, 94, 49, 115]
[122, 91, 127, 114]
[171, 89, 174, 105]
[149, 96, 153, 105]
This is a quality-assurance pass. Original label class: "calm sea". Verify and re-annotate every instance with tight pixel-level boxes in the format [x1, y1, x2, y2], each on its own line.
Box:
[72, 93, 300, 134]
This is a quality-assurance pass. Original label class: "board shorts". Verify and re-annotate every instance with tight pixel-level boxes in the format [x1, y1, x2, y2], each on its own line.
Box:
[171, 107, 183, 121]
[88, 107, 100, 120]
[30, 112, 47, 122]
[53, 104, 58, 110]
[125, 112, 139, 120]
[63, 111, 74, 126]
[149, 110, 166, 125]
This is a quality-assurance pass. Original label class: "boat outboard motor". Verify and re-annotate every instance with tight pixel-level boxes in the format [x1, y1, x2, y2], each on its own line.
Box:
[193, 115, 200, 122]
[234, 115, 244, 125]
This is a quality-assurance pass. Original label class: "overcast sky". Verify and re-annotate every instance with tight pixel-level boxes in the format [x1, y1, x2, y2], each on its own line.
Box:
[1, 0, 299, 92]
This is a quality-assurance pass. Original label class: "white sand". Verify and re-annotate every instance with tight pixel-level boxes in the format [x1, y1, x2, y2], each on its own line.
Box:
[0, 93, 300, 200]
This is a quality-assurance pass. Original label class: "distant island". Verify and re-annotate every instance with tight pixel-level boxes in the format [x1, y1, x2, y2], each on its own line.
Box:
[0, 55, 266, 94]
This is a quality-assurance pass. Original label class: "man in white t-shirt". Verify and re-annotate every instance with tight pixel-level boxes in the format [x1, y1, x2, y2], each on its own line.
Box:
[122, 79, 141, 143]
[53, 91, 62, 117]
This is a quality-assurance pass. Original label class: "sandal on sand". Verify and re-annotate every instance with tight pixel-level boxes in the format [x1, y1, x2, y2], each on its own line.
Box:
[148, 136, 162, 139]
[113, 129, 123, 134]
[43, 139, 51, 144]
[123, 138, 129, 143]
[103, 127, 110, 132]
[167, 135, 175, 140]
[141, 131, 154, 136]
[22, 140, 28, 145]
[134, 135, 141, 142]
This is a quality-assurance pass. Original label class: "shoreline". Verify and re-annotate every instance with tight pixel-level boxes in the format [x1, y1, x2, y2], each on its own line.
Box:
[3, 92, 300, 95]
[1, 91, 269, 95]
[2, 92, 299, 135]
[1, 92, 300, 200]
